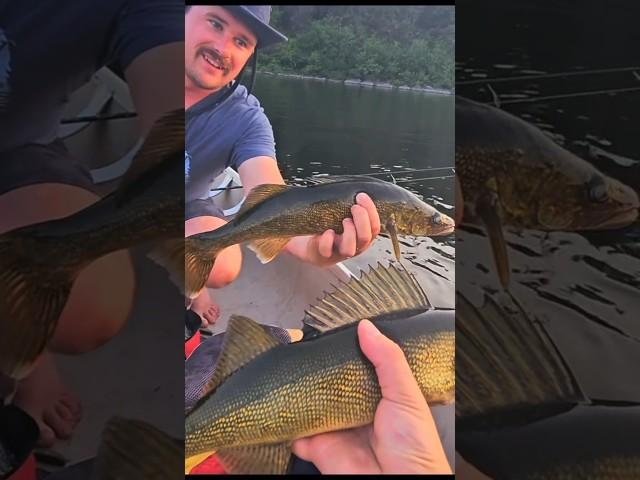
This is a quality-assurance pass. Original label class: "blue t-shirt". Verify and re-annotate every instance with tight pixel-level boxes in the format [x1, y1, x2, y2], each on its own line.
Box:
[185, 84, 276, 203]
[0, 0, 183, 152]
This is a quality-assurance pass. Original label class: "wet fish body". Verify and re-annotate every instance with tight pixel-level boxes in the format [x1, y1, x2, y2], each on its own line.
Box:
[183, 176, 454, 297]
[455, 96, 639, 287]
[185, 264, 455, 474]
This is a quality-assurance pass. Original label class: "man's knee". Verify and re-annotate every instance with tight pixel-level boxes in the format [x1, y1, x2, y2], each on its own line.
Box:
[207, 244, 242, 288]
[49, 249, 136, 354]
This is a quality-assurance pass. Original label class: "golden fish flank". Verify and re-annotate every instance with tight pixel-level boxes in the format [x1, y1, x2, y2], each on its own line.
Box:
[178, 176, 455, 298]
[185, 264, 455, 474]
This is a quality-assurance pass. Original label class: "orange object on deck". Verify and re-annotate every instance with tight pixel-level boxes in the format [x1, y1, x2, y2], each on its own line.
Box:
[185, 330, 201, 359]
[7, 453, 36, 480]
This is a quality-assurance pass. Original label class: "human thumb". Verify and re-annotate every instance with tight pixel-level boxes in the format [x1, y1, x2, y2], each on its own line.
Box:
[357, 319, 425, 406]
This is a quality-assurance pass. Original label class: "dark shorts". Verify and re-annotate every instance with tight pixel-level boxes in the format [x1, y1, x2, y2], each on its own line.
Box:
[185, 197, 225, 222]
[0, 140, 97, 196]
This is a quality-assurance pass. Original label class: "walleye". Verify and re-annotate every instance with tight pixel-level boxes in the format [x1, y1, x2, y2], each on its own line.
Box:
[185, 263, 455, 474]
[0, 109, 184, 379]
[456, 290, 640, 478]
[178, 176, 454, 298]
[456, 96, 639, 288]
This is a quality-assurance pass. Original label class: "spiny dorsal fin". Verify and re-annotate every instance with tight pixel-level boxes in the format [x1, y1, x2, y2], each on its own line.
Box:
[199, 315, 280, 400]
[237, 184, 291, 217]
[303, 262, 431, 333]
[248, 237, 292, 264]
[116, 109, 183, 199]
[92, 417, 182, 480]
[216, 442, 292, 474]
[456, 292, 586, 425]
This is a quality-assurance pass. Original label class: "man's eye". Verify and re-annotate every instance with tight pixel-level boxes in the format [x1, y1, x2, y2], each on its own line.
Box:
[209, 20, 222, 30]
[235, 38, 247, 48]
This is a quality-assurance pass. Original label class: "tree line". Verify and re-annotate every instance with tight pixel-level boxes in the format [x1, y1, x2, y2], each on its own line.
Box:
[259, 6, 454, 90]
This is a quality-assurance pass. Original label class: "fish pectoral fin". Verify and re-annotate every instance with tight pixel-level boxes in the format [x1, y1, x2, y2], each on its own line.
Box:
[238, 183, 292, 216]
[303, 262, 430, 333]
[216, 442, 292, 474]
[199, 315, 281, 400]
[92, 417, 182, 480]
[385, 217, 402, 261]
[477, 194, 510, 289]
[248, 237, 292, 264]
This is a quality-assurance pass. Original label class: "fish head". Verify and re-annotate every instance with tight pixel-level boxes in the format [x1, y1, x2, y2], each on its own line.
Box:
[535, 169, 639, 230]
[393, 195, 456, 237]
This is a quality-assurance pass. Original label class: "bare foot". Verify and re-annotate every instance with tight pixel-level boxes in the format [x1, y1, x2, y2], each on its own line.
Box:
[12, 352, 82, 447]
[190, 289, 220, 327]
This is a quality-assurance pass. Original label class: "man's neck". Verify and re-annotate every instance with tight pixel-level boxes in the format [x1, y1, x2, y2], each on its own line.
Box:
[185, 84, 230, 110]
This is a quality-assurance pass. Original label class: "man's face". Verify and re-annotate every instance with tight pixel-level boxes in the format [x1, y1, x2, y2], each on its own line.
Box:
[185, 6, 257, 92]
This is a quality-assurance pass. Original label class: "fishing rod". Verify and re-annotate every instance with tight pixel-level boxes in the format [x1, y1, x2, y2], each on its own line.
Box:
[60, 111, 138, 124]
[457, 65, 640, 86]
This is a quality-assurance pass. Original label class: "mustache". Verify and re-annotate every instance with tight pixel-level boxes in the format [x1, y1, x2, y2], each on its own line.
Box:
[198, 47, 231, 74]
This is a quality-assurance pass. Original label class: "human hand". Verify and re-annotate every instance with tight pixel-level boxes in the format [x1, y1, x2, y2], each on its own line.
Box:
[287, 193, 381, 267]
[292, 319, 452, 474]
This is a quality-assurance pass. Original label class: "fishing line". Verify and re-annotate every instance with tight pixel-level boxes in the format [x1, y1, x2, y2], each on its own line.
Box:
[457, 65, 640, 85]
[490, 86, 640, 105]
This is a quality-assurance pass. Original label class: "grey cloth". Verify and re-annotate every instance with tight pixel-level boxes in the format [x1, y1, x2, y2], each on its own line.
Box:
[185, 84, 276, 203]
[0, 140, 96, 195]
[185, 197, 225, 221]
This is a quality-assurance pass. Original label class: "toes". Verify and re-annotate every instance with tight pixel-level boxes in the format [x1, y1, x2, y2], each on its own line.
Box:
[37, 424, 56, 448]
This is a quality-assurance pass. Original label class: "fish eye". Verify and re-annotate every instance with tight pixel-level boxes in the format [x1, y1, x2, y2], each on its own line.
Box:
[588, 176, 608, 203]
[431, 212, 442, 225]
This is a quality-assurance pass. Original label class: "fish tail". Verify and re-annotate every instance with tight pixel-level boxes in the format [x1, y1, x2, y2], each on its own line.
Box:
[148, 236, 220, 299]
[185, 236, 218, 298]
[0, 232, 77, 379]
[92, 417, 182, 479]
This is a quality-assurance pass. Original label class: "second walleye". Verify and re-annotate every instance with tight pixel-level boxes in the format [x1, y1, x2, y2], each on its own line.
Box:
[181, 176, 455, 298]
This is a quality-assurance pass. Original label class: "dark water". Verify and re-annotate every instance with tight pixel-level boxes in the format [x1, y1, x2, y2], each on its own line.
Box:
[252, 73, 455, 213]
[456, 0, 640, 426]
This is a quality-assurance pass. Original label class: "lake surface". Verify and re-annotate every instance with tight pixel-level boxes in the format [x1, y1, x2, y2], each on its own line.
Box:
[251, 73, 455, 215]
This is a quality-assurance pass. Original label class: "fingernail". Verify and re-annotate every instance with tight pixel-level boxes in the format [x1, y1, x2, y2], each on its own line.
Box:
[361, 319, 381, 337]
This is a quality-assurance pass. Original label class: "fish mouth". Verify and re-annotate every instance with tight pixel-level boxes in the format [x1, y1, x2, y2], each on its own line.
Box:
[582, 206, 639, 230]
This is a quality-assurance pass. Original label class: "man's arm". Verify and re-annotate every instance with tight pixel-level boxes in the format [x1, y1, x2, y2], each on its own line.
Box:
[237, 156, 380, 267]
[124, 42, 184, 136]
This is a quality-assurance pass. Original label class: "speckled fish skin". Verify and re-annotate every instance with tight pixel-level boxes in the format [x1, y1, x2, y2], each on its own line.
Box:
[456, 96, 638, 231]
[185, 312, 454, 458]
[184, 177, 455, 297]
[197, 178, 453, 245]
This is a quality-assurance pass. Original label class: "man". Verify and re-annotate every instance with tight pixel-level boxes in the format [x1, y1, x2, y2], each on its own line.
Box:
[185, 5, 382, 325]
[0, 0, 183, 447]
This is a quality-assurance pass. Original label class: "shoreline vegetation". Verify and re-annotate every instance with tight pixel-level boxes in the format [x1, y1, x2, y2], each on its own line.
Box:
[257, 70, 453, 95]
[260, 6, 454, 93]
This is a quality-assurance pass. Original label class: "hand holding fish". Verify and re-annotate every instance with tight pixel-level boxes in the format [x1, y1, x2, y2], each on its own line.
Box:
[285, 193, 381, 267]
[291, 319, 452, 474]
